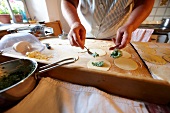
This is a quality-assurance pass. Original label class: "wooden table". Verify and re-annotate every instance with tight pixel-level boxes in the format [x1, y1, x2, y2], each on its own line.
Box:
[39, 38, 170, 104]
[1, 37, 170, 104]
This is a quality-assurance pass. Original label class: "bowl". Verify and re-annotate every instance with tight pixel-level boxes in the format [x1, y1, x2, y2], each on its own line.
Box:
[0, 59, 38, 110]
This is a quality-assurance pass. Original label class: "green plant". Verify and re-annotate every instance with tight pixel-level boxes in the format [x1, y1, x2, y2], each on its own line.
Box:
[12, 7, 20, 14]
[0, 0, 9, 14]
[0, 0, 21, 15]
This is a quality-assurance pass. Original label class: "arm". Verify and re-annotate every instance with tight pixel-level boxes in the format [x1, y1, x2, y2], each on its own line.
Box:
[116, 0, 155, 49]
[61, 0, 86, 49]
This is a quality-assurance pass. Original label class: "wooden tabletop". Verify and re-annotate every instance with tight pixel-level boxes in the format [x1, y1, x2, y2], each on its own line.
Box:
[1, 38, 170, 104]
[39, 38, 152, 78]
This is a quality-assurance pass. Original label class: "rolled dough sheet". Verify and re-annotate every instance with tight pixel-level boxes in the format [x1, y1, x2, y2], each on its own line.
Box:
[89, 48, 106, 56]
[114, 57, 138, 71]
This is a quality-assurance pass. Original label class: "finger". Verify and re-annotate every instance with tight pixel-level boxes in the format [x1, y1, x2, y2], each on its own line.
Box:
[68, 34, 74, 46]
[118, 33, 130, 49]
[72, 31, 81, 47]
[73, 29, 86, 49]
[109, 45, 119, 50]
[112, 38, 116, 44]
[79, 29, 86, 49]
[116, 31, 123, 46]
[68, 34, 79, 47]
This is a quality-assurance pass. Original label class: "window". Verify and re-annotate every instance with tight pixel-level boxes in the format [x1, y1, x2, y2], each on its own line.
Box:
[0, 0, 28, 24]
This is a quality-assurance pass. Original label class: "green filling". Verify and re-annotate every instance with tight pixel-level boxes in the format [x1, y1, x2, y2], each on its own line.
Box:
[0, 71, 28, 90]
[92, 61, 104, 67]
[0, 64, 35, 91]
[92, 52, 99, 58]
[110, 49, 122, 58]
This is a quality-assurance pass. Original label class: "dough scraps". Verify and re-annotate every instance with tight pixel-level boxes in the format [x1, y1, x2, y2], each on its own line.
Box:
[87, 59, 111, 71]
[114, 57, 138, 71]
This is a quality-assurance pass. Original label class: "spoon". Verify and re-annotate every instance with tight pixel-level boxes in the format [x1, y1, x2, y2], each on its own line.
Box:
[84, 46, 93, 55]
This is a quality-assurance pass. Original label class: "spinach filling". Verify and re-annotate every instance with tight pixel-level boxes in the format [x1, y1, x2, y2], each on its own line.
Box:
[0, 64, 35, 91]
[0, 71, 28, 90]
[92, 52, 99, 58]
[110, 49, 122, 58]
[92, 61, 104, 67]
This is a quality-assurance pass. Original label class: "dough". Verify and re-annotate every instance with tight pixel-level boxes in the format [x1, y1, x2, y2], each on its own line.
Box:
[87, 59, 111, 71]
[13, 41, 32, 53]
[156, 48, 170, 55]
[163, 55, 170, 63]
[137, 46, 156, 54]
[89, 49, 106, 56]
[150, 66, 170, 83]
[114, 57, 138, 70]
[141, 54, 166, 65]
[132, 42, 149, 47]
[59, 53, 79, 61]
[121, 51, 131, 58]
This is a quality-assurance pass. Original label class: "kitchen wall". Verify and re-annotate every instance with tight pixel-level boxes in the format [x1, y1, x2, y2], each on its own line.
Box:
[25, 0, 70, 33]
[144, 0, 170, 23]
[25, 0, 170, 33]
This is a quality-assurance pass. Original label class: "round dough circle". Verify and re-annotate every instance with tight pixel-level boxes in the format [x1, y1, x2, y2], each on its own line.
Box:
[89, 49, 106, 56]
[114, 57, 138, 70]
[87, 59, 111, 71]
[13, 41, 32, 53]
[141, 54, 166, 65]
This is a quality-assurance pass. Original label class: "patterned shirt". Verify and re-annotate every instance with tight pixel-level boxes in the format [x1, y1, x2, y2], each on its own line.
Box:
[77, 0, 134, 39]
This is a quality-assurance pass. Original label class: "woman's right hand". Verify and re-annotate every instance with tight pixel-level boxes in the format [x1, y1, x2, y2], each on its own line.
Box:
[68, 22, 86, 49]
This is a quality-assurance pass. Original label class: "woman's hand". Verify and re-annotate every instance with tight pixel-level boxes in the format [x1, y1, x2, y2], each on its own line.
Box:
[115, 24, 134, 49]
[68, 22, 86, 49]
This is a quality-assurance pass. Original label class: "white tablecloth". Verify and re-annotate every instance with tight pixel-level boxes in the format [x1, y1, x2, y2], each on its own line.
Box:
[6, 77, 148, 113]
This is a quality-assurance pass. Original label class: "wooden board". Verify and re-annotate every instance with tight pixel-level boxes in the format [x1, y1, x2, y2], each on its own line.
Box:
[1, 40, 170, 104]
[41, 38, 152, 78]
[2, 38, 151, 78]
